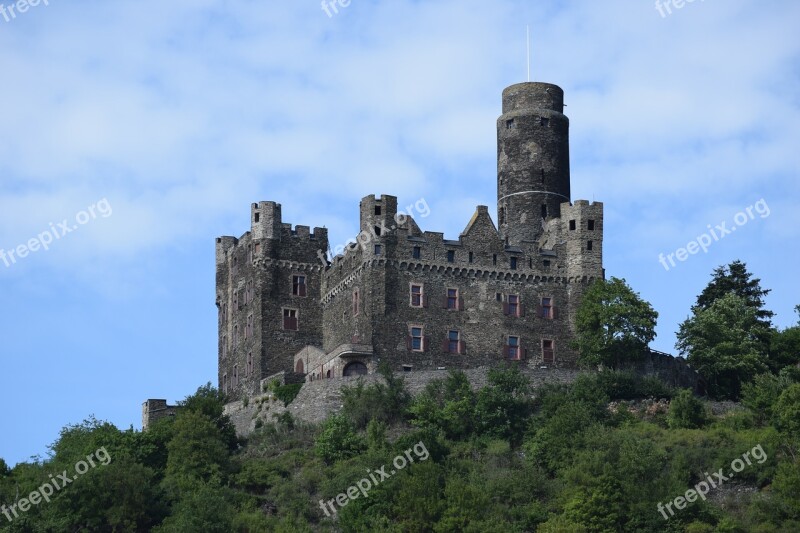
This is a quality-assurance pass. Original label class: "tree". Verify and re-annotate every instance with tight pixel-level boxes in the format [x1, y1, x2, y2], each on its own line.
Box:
[768, 320, 800, 373]
[695, 260, 774, 326]
[179, 383, 238, 452]
[677, 294, 769, 400]
[475, 366, 534, 446]
[0, 458, 8, 478]
[574, 277, 658, 369]
[164, 410, 231, 494]
[314, 414, 366, 464]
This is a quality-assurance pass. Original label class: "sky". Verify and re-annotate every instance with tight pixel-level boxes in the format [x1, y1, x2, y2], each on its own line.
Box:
[0, 0, 798, 466]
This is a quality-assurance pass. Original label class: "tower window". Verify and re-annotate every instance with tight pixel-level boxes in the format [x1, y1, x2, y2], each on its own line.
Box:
[374, 245, 382, 255]
[446, 288, 459, 310]
[587, 241, 593, 251]
[254, 212, 260, 223]
[374, 226, 382, 236]
[507, 336, 521, 360]
[375, 205, 382, 215]
[283, 308, 298, 331]
[412, 246, 421, 259]
[542, 339, 554, 364]
[541, 117, 550, 127]
[588, 220, 595, 230]
[541, 204, 548, 219]
[469, 251, 473, 263]
[446, 250, 455, 263]
[569, 220, 576, 231]
[510, 257, 518, 270]
[493, 254, 497, 266]
[410, 327, 424, 352]
[410, 284, 424, 307]
[506, 119, 515, 129]
[292, 275, 307, 297]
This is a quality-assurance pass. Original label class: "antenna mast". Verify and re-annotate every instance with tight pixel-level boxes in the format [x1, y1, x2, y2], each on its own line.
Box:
[526, 25, 531, 82]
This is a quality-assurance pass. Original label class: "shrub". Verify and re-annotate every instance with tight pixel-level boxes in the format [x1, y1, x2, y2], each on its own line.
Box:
[315, 414, 366, 464]
[667, 389, 708, 429]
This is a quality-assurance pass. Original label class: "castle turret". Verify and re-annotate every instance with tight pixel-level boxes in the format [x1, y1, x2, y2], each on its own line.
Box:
[497, 82, 571, 246]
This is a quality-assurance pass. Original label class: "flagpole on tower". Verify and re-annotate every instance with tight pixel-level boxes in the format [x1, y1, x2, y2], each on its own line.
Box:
[526, 25, 530, 82]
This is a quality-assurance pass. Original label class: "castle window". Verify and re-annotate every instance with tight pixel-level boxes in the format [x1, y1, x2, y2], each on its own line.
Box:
[283, 308, 298, 331]
[469, 251, 473, 263]
[507, 336, 521, 360]
[408, 326, 426, 352]
[410, 284, 426, 308]
[496, 292, 502, 302]
[247, 351, 253, 376]
[353, 289, 360, 316]
[510, 257, 518, 270]
[541, 204, 548, 219]
[403, 365, 413, 372]
[505, 294, 523, 317]
[375, 205, 382, 215]
[493, 254, 497, 266]
[541, 117, 550, 127]
[374, 244, 382, 255]
[222, 373, 228, 394]
[412, 246, 421, 259]
[326, 369, 332, 379]
[569, 220, 576, 231]
[233, 325, 239, 349]
[233, 365, 239, 387]
[445, 288, 460, 310]
[587, 240, 593, 251]
[254, 212, 260, 223]
[588, 220, 595, 230]
[374, 225, 382, 236]
[506, 118, 515, 129]
[543, 260, 551, 268]
[245, 314, 252, 338]
[233, 292, 238, 311]
[292, 275, 307, 297]
[499, 207, 505, 225]
[446, 250, 455, 263]
[542, 339, 554, 364]
[541, 298, 554, 319]
[445, 330, 464, 354]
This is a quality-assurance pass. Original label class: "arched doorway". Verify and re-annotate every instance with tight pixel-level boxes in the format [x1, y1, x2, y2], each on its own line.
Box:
[295, 360, 304, 373]
[326, 369, 332, 379]
[343, 361, 368, 377]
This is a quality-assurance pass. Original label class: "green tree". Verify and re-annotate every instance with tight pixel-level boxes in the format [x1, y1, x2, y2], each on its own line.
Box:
[667, 389, 708, 429]
[0, 458, 8, 478]
[769, 323, 800, 373]
[154, 483, 235, 532]
[574, 277, 658, 369]
[677, 293, 769, 399]
[475, 366, 534, 446]
[774, 384, 800, 458]
[695, 260, 774, 325]
[164, 410, 231, 494]
[178, 382, 238, 452]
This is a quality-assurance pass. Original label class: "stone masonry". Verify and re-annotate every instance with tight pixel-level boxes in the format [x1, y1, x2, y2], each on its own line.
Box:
[211, 81, 606, 402]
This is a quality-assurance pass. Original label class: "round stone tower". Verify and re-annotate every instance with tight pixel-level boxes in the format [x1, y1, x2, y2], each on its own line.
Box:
[497, 82, 570, 245]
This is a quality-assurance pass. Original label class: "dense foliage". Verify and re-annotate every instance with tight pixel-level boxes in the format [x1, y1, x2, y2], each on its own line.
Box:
[1, 366, 798, 532]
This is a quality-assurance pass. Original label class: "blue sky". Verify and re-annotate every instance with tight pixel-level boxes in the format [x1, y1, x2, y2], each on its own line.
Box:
[1, 0, 798, 466]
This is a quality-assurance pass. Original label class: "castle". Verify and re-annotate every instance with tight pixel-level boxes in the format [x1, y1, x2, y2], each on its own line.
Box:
[212, 81, 604, 398]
